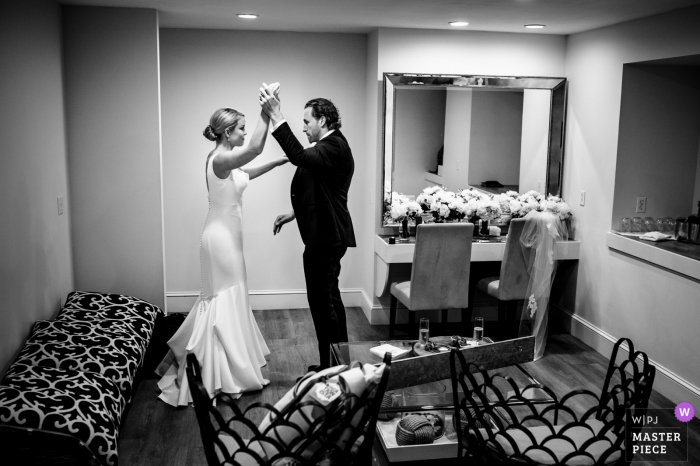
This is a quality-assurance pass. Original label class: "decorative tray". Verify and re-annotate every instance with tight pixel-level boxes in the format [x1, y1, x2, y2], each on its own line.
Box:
[376, 416, 459, 462]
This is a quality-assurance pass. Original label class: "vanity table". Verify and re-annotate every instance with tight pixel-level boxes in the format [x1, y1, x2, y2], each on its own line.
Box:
[374, 234, 581, 296]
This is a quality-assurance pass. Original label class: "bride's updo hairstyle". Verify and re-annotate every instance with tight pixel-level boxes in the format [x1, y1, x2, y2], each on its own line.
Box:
[203, 107, 244, 141]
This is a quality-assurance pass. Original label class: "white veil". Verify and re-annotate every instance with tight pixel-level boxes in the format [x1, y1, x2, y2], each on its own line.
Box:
[517, 211, 569, 360]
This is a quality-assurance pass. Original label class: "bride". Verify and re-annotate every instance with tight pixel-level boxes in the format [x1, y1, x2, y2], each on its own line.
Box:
[157, 84, 286, 406]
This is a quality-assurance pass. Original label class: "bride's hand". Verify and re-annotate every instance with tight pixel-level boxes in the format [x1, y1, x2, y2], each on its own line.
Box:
[259, 84, 281, 117]
[277, 156, 289, 166]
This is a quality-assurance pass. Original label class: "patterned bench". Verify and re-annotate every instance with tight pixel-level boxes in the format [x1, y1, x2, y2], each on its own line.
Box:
[0, 291, 164, 466]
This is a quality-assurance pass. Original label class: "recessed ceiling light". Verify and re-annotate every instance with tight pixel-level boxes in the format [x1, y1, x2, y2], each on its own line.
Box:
[449, 21, 469, 27]
[525, 24, 545, 29]
[237, 14, 258, 19]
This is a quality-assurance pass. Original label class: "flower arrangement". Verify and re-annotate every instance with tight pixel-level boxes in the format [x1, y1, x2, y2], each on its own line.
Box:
[511, 191, 572, 220]
[385, 191, 421, 223]
[385, 186, 572, 227]
[417, 186, 473, 223]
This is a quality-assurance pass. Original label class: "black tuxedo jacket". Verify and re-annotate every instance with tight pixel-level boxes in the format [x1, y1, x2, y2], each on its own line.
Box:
[272, 122, 356, 247]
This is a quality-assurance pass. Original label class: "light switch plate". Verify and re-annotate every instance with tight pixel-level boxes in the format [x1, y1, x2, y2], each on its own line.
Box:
[580, 190, 585, 206]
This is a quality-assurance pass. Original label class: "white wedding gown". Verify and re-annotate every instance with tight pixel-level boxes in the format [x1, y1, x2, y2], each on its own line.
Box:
[157, 153, 270, 406]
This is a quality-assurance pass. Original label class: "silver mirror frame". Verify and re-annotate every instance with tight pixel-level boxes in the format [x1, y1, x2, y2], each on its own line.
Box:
[381, 73, 568, 226]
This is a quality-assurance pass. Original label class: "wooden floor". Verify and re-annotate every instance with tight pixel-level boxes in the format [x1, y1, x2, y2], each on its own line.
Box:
[118, 307, 700, 466]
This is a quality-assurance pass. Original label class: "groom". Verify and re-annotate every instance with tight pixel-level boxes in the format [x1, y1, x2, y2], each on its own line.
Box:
[260, 87, 355, 371]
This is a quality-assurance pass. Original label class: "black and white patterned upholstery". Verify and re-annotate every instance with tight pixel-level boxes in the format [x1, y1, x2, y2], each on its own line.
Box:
[0, 363, 122, 466]
[57, 291, 163, 343]
[0, 291, 164, 466]
[14, 320, 141, 403]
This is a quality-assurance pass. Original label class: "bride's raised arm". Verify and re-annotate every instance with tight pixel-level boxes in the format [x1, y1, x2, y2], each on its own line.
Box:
[212, 110, 271, 173]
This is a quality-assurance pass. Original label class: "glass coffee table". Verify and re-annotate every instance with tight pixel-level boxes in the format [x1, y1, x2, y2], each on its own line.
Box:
[331, 338, 552, 465]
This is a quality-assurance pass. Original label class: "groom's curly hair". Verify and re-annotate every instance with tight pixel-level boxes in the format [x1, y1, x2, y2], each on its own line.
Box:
[305, 98, 341, 130]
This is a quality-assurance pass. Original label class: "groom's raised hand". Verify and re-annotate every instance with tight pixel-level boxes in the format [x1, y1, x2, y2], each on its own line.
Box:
[259, 84, 284, 126]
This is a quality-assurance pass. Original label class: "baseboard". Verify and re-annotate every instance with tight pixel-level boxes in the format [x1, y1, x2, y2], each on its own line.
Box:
[552, 303, 700, 419]
[166, 289, 364, 313]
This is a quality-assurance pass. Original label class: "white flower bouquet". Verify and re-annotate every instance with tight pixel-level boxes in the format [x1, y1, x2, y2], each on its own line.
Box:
[511, 191, 572, 220]
[385, 192, 422, 223]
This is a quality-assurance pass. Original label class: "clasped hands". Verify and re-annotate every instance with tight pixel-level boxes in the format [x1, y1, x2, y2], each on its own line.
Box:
[259, 82, 282, 123]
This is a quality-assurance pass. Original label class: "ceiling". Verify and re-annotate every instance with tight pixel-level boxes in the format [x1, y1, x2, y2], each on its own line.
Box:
[57, 0, 700, 35]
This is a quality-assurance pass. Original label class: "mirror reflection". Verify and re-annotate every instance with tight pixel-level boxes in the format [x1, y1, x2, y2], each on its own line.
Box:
[392, 87, 550, 198]
[382, 73, 567, 226]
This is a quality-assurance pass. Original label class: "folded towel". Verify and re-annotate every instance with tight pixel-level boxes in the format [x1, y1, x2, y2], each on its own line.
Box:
[639, 231, 674, 242]
[370, 343, 410, 359]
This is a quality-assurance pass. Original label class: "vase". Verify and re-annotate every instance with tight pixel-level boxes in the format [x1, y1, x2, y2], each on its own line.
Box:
[413, 216, 422, 235]
[401, 218, 410, 238]
[479, 219, 489, 236]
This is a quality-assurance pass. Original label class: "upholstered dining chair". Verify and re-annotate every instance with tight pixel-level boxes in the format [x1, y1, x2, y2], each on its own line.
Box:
[474, 218, 530, 336]
[389, 223, 474, 338]
[186, 352, 392, 466]
[449, 337, 656, 465]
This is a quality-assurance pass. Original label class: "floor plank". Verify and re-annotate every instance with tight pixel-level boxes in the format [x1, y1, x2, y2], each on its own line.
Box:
[118, 307, 700, 465]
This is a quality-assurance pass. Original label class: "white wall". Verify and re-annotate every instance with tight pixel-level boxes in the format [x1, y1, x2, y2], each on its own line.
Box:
[159, 29, 367, 310]
[468, 90, 523, 186]
[393, 89, 446, 196]
[63, 7, 165, 309]
[611, 64, 700, 224]
[0, 0, 73, 376]
[520, 89, 551, 193]
[563, 5, 700, 406]
[442, 89, 473, 191]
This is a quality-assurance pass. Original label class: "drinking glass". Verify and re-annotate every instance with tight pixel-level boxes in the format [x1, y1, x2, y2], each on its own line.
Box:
[665, 217, 676, 234]
[631, 217, 643, 233]
[473, 317, 484, 342]
[655, 218, 666, 233]
[620, 217, 631, 233]
[419, 318, 430, 346]
[403, 382, 447, 439]
[643, 217, 655, 232]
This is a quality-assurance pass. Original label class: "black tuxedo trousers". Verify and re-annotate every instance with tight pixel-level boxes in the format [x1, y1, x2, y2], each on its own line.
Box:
[303, 242, 349, 368]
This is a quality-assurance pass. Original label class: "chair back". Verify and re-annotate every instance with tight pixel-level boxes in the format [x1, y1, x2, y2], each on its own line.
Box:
[497, 218, 531, 300]
[598, 337, 656, 420]
[409, 223, 474, 310]
[186, 353, 392, 466]
[449, 349, 629, 464]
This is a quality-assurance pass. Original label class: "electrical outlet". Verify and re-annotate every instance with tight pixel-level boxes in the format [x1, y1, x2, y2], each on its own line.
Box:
[538, 180, 542, 193]
[57, 196, 64, 215]
[636, 197, 646, 213]
[580, 190, 585, 206]
[456, 160, 459, 171]
[369, 189, 373, 205]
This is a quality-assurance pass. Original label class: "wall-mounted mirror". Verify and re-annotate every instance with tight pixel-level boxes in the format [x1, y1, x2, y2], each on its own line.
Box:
[382, 73, 567, 226]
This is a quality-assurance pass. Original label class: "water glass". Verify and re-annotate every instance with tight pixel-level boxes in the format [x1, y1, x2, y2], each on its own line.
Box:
[631, 217, 643, 233]
[655, 218, 665, 233]
[473, 317, 484, 342]
[665, 217, 676, 233]
[620, 217, 631, 233]
[643, 217, 656, 232]
[419, 318, 430, 346]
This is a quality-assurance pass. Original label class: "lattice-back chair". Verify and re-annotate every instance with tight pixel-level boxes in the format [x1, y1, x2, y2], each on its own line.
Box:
[449, 338, 656, 465]
[186, 352, 392, 466]
[598, 338, 655, 415]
